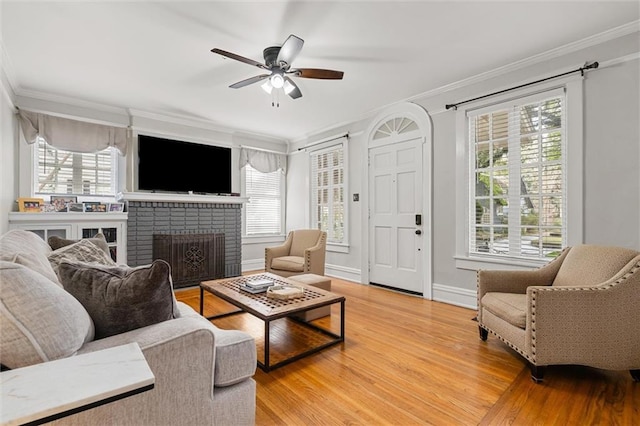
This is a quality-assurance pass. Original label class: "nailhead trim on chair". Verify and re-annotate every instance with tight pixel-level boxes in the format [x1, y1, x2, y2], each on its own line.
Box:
[529, 258, 640, 362]
[478, 247, 571, 364]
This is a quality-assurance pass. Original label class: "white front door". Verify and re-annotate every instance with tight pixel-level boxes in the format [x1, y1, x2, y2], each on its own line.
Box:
[368, 137, 423, 294]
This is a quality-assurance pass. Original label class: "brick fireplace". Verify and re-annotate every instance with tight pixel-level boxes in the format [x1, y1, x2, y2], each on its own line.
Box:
[125, 196, 243, 286]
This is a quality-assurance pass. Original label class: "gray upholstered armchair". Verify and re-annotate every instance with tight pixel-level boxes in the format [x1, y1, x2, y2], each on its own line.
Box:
[477, 244, 640, 383]
[265, 229, 327, 277]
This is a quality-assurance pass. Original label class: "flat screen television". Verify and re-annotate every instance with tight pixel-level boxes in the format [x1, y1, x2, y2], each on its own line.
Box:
[137, 134, 232, 195]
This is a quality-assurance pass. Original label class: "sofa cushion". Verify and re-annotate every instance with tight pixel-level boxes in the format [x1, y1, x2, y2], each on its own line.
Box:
[0, 229, 60, 285]
[48, 232, 110, 256]
[58, 260, 181, 339]
[271, 256, 304, 272]
[48, 239, 116, 281]
[553, 245, 640, 287]
[481, 292, 527, 329]
[0, 261, 94, 369]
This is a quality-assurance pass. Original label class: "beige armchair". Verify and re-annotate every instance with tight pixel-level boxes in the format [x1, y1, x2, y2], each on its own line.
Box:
[265, 229, 327, 277]
[477, 244, 640, 383]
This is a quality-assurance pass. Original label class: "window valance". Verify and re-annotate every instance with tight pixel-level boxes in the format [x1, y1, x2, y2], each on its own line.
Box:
[18, 110, 128, 155]
[239, 147, 287, 173]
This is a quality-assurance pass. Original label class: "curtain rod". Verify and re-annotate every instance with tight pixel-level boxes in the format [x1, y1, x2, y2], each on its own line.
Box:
[445, 61, 599, 111]
[239, 145, 286, 155]
[298, 133, 349, 151]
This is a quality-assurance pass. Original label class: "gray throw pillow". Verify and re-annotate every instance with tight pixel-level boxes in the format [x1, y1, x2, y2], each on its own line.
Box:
[58, 260, 181, 339]
[0, 261, 94, 369]
[48, 232, 110, 255]
[48, 239, 116, 281]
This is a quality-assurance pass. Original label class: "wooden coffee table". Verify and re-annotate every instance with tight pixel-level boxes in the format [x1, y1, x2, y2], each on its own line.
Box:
[200, 273, 345, 372]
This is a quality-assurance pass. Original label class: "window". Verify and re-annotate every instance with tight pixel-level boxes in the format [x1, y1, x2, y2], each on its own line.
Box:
[468, 89, 566, 261]
[35, 138, 117, 196]
[311, 144, 346, 244]
[243, 164, 283, 236]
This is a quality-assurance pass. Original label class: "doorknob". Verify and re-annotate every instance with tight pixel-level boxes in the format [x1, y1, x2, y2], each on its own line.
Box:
[415, 230, 422, 235]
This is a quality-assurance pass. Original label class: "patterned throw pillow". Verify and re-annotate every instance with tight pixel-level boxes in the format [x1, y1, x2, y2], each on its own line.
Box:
[48, 232, 110, 256]
[48, 239, 116, 281]
[0, 261, 94, 369]
[58, 260, 181, 339]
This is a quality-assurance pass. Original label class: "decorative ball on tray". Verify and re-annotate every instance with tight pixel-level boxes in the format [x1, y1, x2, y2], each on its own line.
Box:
[266, 285, 304, 300]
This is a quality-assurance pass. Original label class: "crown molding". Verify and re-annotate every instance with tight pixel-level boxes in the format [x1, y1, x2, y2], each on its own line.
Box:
[16, 89, 129, 117]
[127, 108, 233, 133]
[406, 20, 640, 104]
[295, 19, 640, 143]
[128, 108, 286, 146]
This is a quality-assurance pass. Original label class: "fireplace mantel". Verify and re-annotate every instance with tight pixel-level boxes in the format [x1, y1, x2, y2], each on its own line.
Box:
[118, 192, 248, 204]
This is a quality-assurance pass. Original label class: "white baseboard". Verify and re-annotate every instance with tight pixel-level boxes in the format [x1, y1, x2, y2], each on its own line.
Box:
[432, 283, 477, 310]
[242, 259, 361, 283]
[325, 263, 361, 283]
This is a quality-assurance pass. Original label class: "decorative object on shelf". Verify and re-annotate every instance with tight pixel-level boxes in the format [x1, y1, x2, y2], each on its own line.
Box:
[42, 203, 58, 212]
[108, 202, 124, 212]
[17, 197, 44, 213]
[84, 202, 107, 213]
[266, 285, 304, 300]
[50, 195, 78, 212]
[68, 203, 84, 212]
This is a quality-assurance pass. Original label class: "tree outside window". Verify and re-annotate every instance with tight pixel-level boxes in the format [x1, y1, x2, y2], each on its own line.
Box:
[470, 94, 565, 259]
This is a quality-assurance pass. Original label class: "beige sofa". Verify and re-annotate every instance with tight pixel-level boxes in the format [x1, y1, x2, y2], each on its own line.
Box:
[477, 244, 640, 382]
[0, 229, 257, 425]
[265, 229, 326, 277]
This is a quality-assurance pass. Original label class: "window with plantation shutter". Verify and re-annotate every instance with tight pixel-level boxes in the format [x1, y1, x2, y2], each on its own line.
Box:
[468, 89, 566, 260]
[310, 144, 346, 244]
[243, 164, 283, 235]
[35, 139, 117, 196]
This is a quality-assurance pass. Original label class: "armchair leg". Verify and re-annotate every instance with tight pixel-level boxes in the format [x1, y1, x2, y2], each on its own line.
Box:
[479, 326, 488, 341]
[530, 364, 545, 383]
[631, 370, 640, 382]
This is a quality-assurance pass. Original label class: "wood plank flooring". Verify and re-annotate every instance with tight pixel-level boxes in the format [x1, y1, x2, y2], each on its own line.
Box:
[175, 276, 639, 425]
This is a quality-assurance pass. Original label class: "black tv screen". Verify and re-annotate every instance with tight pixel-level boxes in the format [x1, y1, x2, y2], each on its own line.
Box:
[137, 134, 232, 195]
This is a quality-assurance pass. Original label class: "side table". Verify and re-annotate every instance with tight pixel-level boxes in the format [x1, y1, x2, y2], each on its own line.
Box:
[0, 343, 154, 426]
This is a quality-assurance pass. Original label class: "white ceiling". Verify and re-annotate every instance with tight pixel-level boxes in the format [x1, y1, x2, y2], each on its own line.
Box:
[2, 1, 638, 142]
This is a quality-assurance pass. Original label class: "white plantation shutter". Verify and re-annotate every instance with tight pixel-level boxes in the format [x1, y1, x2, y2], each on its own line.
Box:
[36, 139, 117, 196]
[310, 143, 345, 244]
[468, 88, 566, 260]
[244, 164, 282, 235]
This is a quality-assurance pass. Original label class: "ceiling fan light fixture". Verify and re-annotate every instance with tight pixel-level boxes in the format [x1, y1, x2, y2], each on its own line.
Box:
[261, 80, 273, 94]
[270, 73, 284, 89]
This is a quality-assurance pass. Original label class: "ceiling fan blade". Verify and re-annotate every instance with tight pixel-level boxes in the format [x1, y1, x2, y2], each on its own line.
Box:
[211, 48, 267, 69]
[229, 74, 270, 89]
[293, 68, 344, 80]
[284, 77, 302, 99]
[276, 34, 304, 68]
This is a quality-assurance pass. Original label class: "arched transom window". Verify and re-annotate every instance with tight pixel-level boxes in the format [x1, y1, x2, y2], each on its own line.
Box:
[373, 117, 419, 140]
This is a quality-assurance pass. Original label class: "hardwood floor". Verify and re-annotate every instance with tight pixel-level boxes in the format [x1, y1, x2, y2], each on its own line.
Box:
[175, 276, 639, 425]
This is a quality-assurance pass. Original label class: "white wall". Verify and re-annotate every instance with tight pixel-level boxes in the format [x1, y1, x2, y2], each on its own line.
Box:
[0, 71, 17, 235]
[285, 29, 640, 305]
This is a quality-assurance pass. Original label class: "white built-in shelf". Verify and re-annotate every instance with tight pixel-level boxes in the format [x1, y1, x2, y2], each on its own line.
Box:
[117, 192, 248, 204]
[8, 212, 128, 264]
[8, 212, 127, 223]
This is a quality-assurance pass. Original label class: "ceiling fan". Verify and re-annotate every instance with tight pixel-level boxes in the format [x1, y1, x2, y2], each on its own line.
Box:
[211, 34, 344, 101]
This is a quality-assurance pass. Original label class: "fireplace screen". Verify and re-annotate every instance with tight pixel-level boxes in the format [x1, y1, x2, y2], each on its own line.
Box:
[153, 233, 225, 288]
